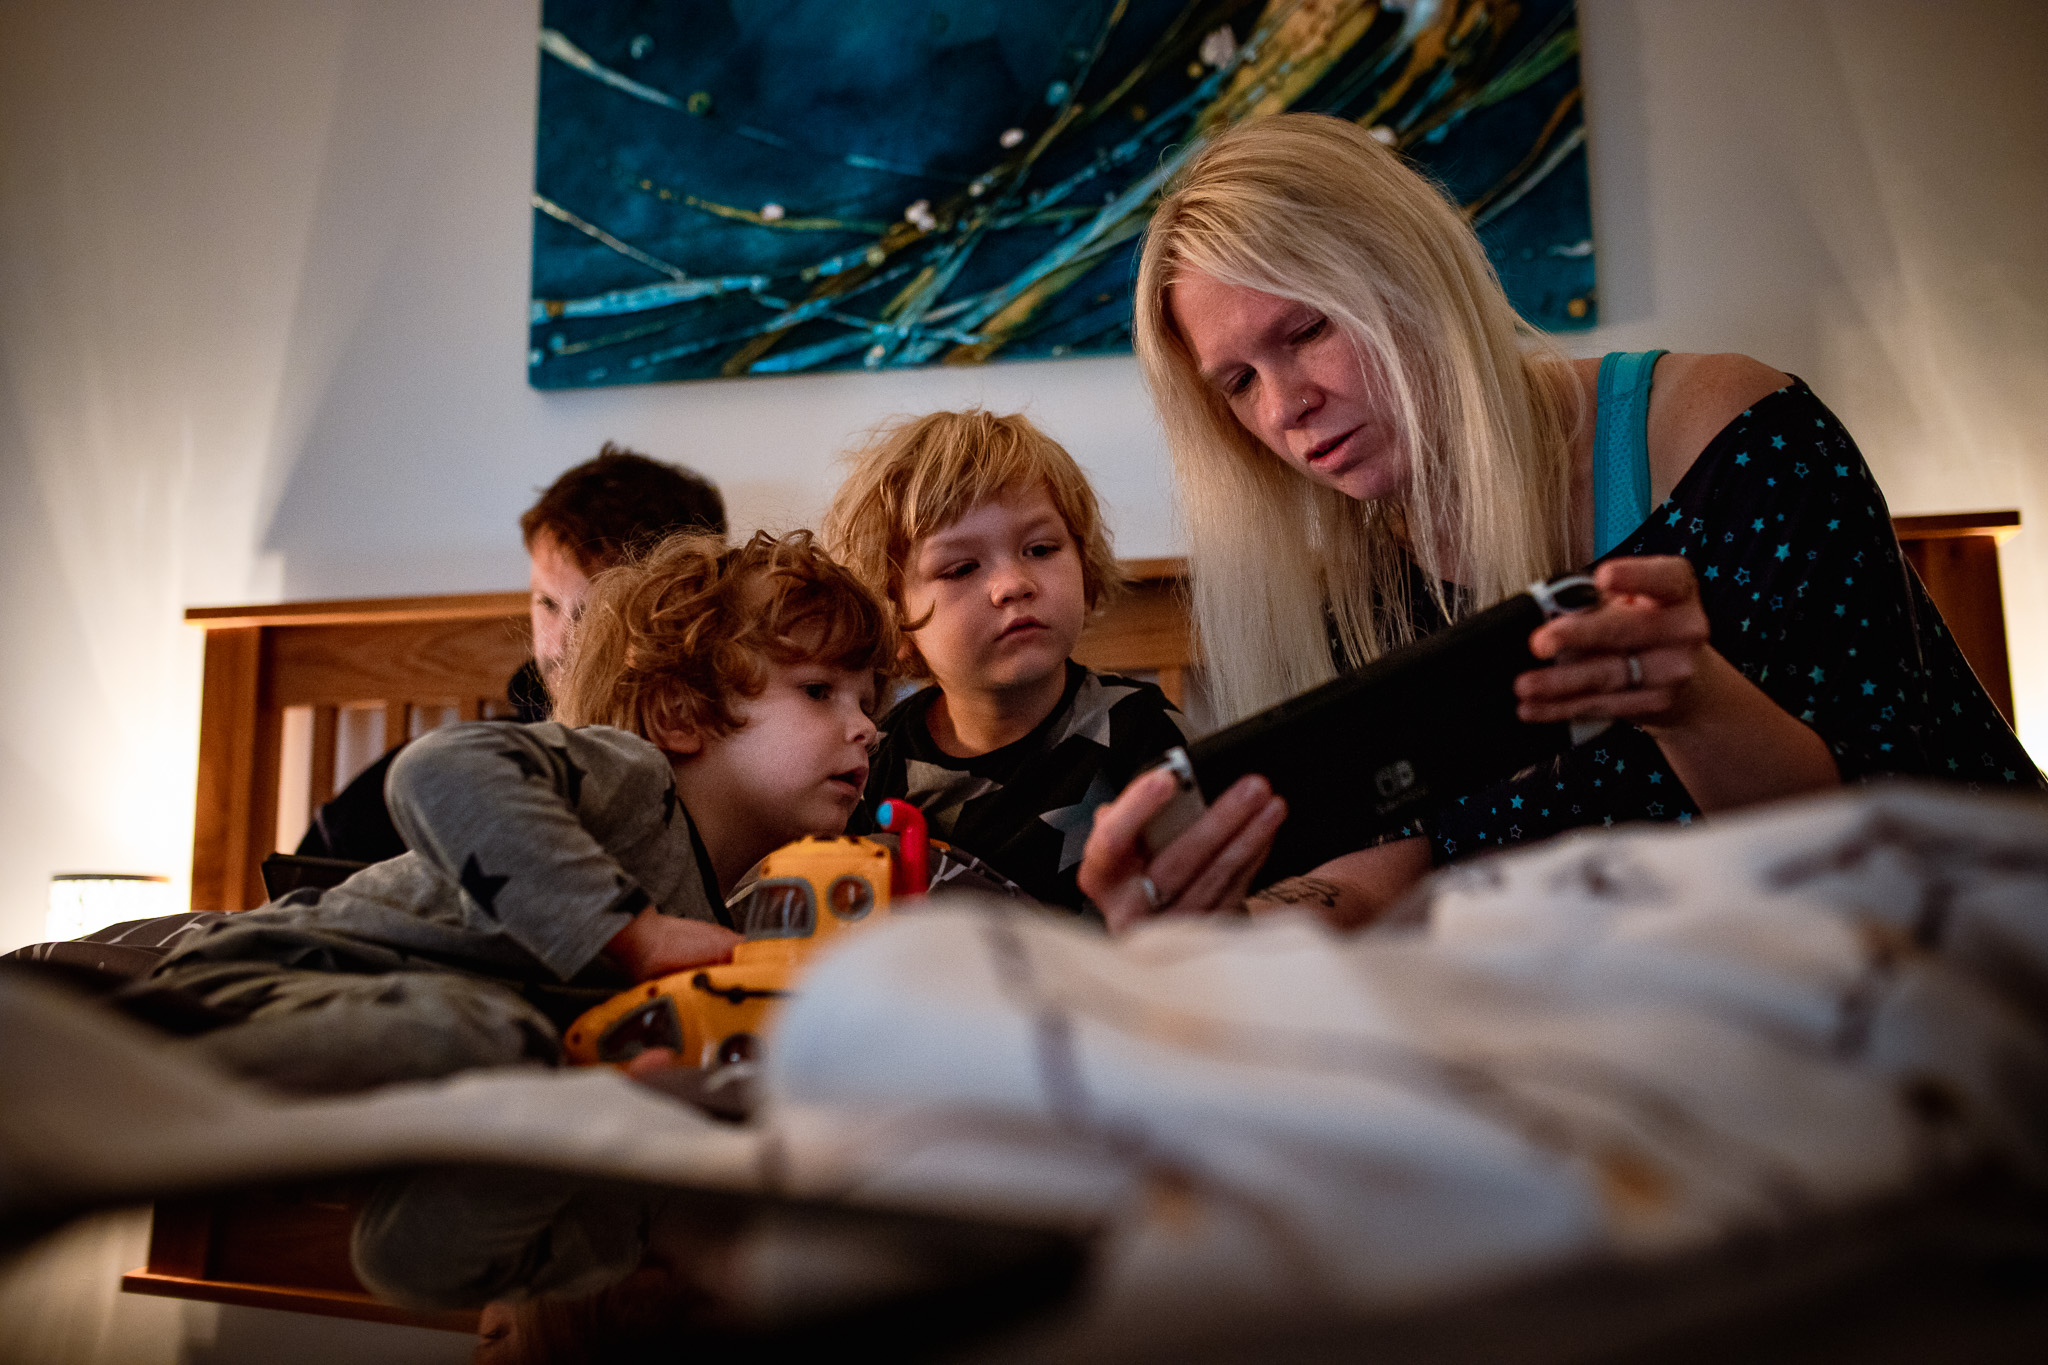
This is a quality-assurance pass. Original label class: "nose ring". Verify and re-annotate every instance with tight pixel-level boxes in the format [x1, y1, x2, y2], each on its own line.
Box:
[1300, 395, 1311, 408]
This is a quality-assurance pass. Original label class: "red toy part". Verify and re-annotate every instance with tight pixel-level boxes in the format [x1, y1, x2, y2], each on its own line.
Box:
[875, 799, 929, 896]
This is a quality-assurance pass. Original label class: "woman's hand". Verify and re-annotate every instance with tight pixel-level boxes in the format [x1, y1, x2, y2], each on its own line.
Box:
[1519, 554, 1839, 810]
[1078, 767, 1287, 935]
[1519, 556, 1712, 728]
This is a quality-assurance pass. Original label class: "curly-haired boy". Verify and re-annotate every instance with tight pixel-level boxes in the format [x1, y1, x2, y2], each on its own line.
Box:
[135, 532, 893, 1094]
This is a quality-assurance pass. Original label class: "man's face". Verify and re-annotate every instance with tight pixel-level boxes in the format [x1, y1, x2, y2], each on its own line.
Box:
[528, 529, 594, 689]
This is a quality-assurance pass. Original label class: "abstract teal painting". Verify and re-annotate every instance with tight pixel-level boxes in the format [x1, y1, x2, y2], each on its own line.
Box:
[530, 0, 1593, 389]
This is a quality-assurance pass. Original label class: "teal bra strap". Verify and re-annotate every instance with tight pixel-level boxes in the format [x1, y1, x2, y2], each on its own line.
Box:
[1591, 349, 1666, 559]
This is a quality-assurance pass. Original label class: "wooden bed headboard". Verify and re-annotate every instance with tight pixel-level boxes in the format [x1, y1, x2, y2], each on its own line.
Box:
[183, 522, 2020, 912]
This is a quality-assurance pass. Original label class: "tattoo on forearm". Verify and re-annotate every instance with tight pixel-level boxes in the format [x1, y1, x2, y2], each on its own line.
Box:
[1251, 876, 1343, 910]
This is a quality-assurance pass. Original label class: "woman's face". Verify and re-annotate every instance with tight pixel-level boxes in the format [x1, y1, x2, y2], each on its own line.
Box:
[1168, 270, 1406, 503]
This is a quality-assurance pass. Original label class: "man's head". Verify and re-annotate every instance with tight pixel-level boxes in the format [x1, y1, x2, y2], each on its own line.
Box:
[820, 409, 1118, 681]
[552, 531, 896, 847]
[521, 444, 727, 688]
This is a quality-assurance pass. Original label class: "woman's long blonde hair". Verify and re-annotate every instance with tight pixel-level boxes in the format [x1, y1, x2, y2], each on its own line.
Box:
[1135, 113, 1580, 721]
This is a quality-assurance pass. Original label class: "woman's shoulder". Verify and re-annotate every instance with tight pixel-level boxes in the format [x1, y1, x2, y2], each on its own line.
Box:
[1648, 353, 1792, 495]
[1645, 353, 1793, 501]
[1567, 351, 1794, 504]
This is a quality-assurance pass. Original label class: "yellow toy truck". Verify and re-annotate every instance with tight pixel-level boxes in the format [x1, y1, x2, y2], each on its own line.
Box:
[563, 799, 930, 1070]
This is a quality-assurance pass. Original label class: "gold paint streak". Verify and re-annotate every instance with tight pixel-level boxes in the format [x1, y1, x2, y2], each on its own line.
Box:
[943, 216, 1147, 364]
[720, 220, 928, 375]
[1076, 0, 1197, 128]
[883, 264, 941, 321]
[1352, 4, 1461, 132]
[1197, 0, 1384, 136]
[714, 0, 1141, 375]
[1392, 2, 1531, 149]
[1459, 84, 1580, 220]
[625, 173, 873, 232]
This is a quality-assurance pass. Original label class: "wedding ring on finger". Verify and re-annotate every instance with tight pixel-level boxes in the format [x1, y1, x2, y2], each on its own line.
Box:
[1624, 653, 1644, 689]
[1138, 875, 1163, 913]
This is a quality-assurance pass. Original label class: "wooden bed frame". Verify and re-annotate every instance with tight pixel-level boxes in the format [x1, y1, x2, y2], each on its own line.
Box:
[134, 519, 2021, 1328]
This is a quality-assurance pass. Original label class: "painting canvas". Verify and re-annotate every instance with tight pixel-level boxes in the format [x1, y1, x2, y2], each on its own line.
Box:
[529, 0, 1594, 390]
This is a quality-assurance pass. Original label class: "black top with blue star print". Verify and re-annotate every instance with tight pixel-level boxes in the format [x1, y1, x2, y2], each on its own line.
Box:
[1415, 379, 2042, 863]
[853, 661, 1194, 918]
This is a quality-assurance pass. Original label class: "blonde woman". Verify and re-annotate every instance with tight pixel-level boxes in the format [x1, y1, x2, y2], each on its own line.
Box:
[1078, 113, 2037, 934]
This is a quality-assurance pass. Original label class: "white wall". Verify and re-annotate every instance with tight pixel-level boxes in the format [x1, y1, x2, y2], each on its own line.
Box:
[1, 0, 2043, 933]
[1, 0, 2044, 1359]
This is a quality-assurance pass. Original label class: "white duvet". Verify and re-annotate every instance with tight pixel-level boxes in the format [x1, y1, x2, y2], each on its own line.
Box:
[4, 785, 2045, 1329]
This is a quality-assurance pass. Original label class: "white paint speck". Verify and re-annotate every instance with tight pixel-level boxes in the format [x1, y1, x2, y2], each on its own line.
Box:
[1199, 26, 1237, 68]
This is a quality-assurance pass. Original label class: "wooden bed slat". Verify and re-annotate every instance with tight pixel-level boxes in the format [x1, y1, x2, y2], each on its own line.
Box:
[309, 706, 339, 807]
[189, 627, 284, 914]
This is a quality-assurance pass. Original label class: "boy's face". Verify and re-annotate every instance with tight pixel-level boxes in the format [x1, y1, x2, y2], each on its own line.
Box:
[679, 658, 878, 845]
[902, 484, 1088, 699]
[528, 528, 593, 691]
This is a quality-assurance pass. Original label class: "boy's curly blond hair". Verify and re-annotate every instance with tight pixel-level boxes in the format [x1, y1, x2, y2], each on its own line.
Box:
[820, 409, 1120, 676]
[552, 530, 896, 745]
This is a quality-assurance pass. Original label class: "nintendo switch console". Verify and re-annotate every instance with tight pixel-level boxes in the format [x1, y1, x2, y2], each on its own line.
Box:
[1142, 575, 1603, 884]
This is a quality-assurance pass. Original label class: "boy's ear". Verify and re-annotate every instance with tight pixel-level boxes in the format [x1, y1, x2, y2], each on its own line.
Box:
[648, 719, 703, 756]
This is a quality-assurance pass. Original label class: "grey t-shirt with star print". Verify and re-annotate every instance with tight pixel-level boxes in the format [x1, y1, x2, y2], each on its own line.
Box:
[156, 721, 723, 990]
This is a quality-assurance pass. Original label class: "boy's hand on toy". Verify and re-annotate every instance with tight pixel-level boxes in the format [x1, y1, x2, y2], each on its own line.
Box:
[605, 907, 741, 982]
[1079, 767, 1285, 935]
[621, 1047, 757, 1121]
[623, 1047, 683, 1077]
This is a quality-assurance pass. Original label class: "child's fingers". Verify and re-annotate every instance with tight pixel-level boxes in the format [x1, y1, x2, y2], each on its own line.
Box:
[623, 1047, 681, 1079]
[634, 919, 741, 979]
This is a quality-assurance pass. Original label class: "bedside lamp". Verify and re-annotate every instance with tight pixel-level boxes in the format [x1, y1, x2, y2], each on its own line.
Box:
[46, 872, 173, 942]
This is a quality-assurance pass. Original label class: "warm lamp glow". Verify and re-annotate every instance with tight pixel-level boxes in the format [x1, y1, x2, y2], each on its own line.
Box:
[46, 873, 173, 941]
